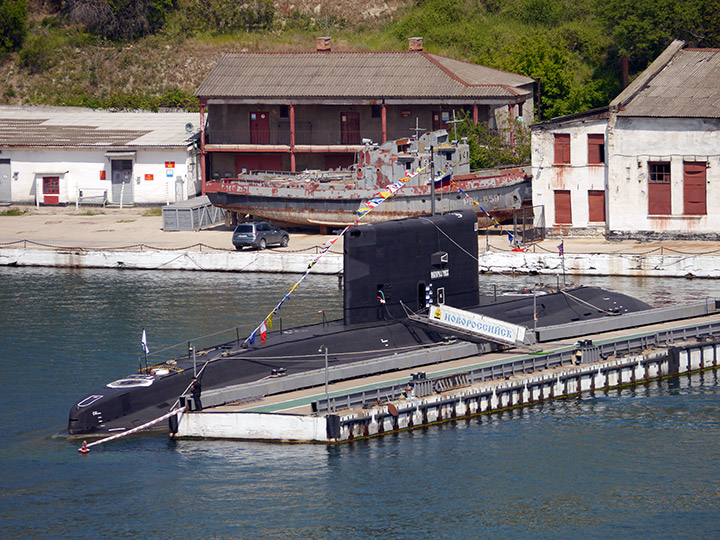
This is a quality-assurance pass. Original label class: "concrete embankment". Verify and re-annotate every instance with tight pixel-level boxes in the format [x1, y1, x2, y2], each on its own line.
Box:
[3, 206, 720, 277]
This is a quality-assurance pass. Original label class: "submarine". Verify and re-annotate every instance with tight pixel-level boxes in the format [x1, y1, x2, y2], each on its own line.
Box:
[67, 210, 652, 436]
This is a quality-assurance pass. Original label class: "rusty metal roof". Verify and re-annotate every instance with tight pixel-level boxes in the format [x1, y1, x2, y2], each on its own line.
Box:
[196, 52, 534, 100]
[0, 106, 199, 147]
[615, 44, 720, 118]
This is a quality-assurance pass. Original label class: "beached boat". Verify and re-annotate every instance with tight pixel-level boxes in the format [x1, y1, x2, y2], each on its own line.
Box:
[205, 130, 531, 232]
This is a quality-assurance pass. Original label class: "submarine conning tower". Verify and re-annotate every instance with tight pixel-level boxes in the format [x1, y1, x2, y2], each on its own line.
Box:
[343, 210, 479, 325]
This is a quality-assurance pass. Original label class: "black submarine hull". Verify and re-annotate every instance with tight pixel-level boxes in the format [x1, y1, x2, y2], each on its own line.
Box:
[67, 210, 652, 436]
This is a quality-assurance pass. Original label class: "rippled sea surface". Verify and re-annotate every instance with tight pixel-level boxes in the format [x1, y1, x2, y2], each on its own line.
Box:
[1, 267, 720, 540]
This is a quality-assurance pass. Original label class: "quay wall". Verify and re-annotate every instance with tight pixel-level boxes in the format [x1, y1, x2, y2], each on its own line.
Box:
[3, 246, 720, 277]
[174, 341, 719, 443]
[476, 251, 720, 278]
[0, 248, 344, 274]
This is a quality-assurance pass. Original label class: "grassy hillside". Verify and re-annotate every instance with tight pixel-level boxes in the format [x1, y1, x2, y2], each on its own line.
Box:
[1, 0, 718, 118]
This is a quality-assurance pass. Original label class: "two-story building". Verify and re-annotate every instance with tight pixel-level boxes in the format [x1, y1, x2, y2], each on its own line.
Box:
[531, 40, 720, 239]
[195, 37, 535, 185]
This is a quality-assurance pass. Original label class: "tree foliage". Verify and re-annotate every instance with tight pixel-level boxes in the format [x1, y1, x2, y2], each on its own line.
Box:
[454, 114, 531, 169]
[0, 0, 28, 53]
[596, 0, 720, 73]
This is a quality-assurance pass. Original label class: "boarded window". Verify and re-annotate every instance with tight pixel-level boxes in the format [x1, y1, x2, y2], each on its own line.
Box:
[588, 134, 605, 165]
[683, 161, 707, 215]
[554, 190, 572, 224]
[648, 162, 671, 215]
[588, 190, 606, 222]
[554, 134, 570, 164]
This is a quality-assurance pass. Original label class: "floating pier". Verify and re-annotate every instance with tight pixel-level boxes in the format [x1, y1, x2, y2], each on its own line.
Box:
[172, 312, 720, 443]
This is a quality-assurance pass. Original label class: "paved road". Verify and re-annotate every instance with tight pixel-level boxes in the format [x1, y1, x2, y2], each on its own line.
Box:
[2, 204, 720, 257]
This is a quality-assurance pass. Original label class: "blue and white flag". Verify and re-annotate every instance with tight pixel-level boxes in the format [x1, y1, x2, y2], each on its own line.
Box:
[141, 328, 150, 354]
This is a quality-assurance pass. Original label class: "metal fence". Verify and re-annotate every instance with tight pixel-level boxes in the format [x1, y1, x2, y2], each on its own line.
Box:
[311, 318, 720, 413]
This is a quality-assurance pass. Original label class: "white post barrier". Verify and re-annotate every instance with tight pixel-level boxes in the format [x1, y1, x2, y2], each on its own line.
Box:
[78, 407, 186, 453]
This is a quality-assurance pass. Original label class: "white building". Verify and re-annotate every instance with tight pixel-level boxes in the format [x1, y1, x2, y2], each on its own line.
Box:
[0, 106, 201, 206]
[531, 40, 720, 239]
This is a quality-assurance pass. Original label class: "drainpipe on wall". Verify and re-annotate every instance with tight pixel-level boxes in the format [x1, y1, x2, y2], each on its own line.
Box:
[290, 104, 296, 172]
[621, 55, 629, 89]
[508, 103, 515, 147]
[381, 102, 387, 144]
[200, 100, 207, 195]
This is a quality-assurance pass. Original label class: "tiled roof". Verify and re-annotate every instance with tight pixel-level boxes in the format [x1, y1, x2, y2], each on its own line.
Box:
[0, 106, 199, 147]
[614, 42, 720, 118]
[196, 51, 534, 100]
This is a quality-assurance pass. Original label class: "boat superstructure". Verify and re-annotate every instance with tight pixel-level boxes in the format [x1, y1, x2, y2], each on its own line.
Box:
[205, 130, 531, 231]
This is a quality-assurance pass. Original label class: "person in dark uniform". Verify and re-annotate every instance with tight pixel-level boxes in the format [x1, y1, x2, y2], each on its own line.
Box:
[189, 376, 202, 411]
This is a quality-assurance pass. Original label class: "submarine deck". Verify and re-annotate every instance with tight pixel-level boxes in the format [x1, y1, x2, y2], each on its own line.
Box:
[204, 311, 720, 417]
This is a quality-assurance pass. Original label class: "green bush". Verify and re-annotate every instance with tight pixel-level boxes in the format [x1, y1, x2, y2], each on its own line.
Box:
[183, 0, 274, 34]
[19, 31, 59, 73]
[0, 0, 27, 53]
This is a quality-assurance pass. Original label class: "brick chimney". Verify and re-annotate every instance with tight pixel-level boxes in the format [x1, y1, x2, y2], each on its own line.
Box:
[316, 36, 331, 52]
[409, 37, 423, 51]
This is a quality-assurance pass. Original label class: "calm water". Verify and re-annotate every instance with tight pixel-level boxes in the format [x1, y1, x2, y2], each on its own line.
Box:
[1, 266, 720, 539]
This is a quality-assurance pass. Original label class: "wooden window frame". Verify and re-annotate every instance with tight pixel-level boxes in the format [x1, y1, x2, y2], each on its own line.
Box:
[587, 134, 605, 165]
[554, 134, 570, 165]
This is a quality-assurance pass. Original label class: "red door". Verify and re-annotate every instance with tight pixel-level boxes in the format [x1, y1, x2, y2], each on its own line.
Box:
[554, 190, 572, 224]
[340, 112, 360, 145]
[235, 154, 283, 174]
[325, 154, 354, 170]
[588, 190, 606, 222]
[250, 111, 270, 144]
[43, 176, 60, 205]
[683, 161, 706, 215]
[432, 111, 449, 131]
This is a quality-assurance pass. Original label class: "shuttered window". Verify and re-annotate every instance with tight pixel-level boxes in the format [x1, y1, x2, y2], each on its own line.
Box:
[554, 190, 572, 224]
[587, 134, 605, 165]
[554, 134, 570, 164]
[648, 162, 671, 215]
[588, 190, 606, 222]
[683, 161, 707, 215]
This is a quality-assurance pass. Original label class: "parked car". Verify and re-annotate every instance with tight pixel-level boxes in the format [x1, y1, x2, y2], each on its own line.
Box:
[232, 222, 290, 250]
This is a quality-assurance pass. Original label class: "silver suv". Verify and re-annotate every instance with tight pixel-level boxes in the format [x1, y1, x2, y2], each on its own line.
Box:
[232, 222, 290, 250]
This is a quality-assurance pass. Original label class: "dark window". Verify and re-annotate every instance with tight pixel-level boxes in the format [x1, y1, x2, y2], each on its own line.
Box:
[554, 134, 570, 164]
[648, 162, 671, 215]
[371, 105, 381, 118]
[588, 134, 605, 165]
[649, 162, 671, 183]
[279, 105, 289, 118]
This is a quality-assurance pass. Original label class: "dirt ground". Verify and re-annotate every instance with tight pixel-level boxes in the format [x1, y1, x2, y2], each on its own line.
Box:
[2, 203, 720, 257]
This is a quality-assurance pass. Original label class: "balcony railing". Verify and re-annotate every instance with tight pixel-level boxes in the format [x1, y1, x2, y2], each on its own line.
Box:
[205, 128, 425, 147]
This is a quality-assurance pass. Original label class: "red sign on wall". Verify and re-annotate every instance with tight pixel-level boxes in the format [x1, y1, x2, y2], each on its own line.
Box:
[99, 170, 106, 180]
[165, 161, 175, 169]
[145, 174, 154, 181]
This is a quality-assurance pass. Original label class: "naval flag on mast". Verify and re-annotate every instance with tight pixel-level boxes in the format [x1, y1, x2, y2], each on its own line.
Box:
[141, 328, 150, 354]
